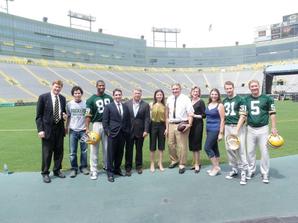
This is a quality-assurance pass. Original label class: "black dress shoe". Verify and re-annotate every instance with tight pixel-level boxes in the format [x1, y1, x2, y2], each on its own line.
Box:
[137, 168, 143, 174]
[194, 169, 200, 174]
[54, 171, 66, 178]
[108, 176, 114, 182]
[125, 170, 132, 177]
[43, 174, 51, 183]
[114, 170, 124, 176]
[168, 162, 179, 169]
[179, 168, 185, 174]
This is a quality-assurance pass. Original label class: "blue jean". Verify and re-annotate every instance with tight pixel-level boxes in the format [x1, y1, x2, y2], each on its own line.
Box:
[204, 130, 220, 158]
[69, 129, 88, 171]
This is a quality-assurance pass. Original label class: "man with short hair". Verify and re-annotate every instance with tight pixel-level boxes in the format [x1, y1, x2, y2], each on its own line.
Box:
[86, 80, 113, 180]
[103, 89, 131, 182]
[36, 80, 67, 183]
[223, 81, 248, 185]
[166, 83, 194, 174]
[124, 88, 150, 176]
[66, 86, 89, 178]
[244, 80, 278, 184]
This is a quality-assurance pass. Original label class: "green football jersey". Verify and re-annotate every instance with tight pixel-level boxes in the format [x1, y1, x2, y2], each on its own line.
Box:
[86, 93, 113, 122]
[245, 94, 276, 127]
[223, 95, 246, 125]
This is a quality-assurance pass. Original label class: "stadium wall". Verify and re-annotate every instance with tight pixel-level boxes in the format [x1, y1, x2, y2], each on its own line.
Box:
[1, 12, 298, 67]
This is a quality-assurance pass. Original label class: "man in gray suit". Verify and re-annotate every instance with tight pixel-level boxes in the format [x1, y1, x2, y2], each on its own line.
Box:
[124, 88, 150, 176]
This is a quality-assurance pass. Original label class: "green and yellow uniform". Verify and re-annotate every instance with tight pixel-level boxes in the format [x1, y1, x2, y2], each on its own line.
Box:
[223, 95, 248, 175]
[244, 94, 276, 127]
[86, 94, 113, 123]
[223, 95, 246, 125]
[245, 93, 276, 178]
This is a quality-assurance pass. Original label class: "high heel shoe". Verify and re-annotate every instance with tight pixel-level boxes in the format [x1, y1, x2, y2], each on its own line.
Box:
[194, 165, 200, 174]
[150, 163, 155, 173]
[208, 167, 221, 176]
[158, 163, 165, 172]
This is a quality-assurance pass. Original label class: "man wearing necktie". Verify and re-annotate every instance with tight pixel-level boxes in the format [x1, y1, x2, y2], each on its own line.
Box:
[102, 89, 131, 182]
[36, 80, 67, 183]
[166, 83, 194, 174]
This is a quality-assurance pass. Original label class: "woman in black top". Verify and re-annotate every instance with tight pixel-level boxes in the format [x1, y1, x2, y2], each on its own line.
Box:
[189, 86, 206, 173]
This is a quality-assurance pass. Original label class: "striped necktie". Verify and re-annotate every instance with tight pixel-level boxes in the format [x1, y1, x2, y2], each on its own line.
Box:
[54, 95, 60, 123]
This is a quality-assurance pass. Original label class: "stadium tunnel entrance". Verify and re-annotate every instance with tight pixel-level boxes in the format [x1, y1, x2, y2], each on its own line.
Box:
[263, 64, 298, 101]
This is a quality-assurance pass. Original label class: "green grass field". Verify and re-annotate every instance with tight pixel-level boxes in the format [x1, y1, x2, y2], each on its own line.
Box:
[0, 100, 297, 172]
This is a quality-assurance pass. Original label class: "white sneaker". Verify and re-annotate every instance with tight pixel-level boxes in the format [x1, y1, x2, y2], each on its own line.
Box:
[240, 171, 247, 185]
[262, 174, 269, 184]
[90, 171, 98, 180]
[206, 169, 211, 174]
[246, 171, 255, 180]
[225, 169, 238, 180]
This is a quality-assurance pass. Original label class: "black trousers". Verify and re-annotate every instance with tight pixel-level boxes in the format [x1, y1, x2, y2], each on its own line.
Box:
[125, 136, 144, 171]
[149, 121, 166, 151]
[107, 131, 125, 177]
[41, 124, 64, 175]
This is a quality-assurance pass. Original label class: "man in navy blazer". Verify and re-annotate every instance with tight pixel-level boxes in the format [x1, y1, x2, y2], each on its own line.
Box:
[124, 88, 150, 176]
[102, 89, 130, 182]
[36, 80, 67, 183]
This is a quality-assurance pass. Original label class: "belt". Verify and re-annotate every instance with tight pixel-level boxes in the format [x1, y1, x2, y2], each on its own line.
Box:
[226, 124, 237, 127]
[170, 121, 188, 124]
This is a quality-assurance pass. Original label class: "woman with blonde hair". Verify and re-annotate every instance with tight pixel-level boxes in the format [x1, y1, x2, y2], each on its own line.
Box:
[189, 86, 206, 173]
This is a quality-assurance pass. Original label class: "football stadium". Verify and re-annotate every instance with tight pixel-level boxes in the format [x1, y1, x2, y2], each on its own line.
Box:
[1, 4, 298, 223]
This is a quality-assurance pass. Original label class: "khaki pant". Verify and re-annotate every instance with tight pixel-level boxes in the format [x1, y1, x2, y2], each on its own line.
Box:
[247, 125, 270, 175]
[168, 123, 190, 165]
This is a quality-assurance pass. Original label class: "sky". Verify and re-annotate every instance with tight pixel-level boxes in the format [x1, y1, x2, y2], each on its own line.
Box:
[2, 0, 298, 48]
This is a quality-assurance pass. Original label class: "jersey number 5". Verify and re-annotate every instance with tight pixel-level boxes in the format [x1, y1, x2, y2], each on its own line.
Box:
[251, 101, 260, 115]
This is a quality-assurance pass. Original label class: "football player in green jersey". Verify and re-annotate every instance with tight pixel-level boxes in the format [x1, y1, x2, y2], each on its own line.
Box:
[223, 81, 248, 185]
[244, 80, 277, 184]
[85, 80, 113, 180]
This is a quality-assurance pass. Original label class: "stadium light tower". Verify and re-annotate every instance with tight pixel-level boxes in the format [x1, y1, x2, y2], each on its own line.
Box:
[4, 0, 14, 14]
[152, 27, 181, 48]
[68, 10, 96, 31]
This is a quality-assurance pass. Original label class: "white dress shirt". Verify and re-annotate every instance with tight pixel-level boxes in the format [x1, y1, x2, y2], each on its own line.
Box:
[166, 94, 194, 122]
[51, 92, 61, 120]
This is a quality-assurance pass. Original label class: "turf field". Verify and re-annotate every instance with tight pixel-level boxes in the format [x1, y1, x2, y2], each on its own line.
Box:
[0, 100, 297, 172]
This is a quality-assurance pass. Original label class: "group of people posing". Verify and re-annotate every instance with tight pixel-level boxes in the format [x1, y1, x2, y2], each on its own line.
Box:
[35, 79, 278, 185]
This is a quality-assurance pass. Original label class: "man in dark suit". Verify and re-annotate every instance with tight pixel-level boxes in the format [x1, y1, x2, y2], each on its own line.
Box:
[124, 88, 150, 176]
[36, 80, 67, 183]
[102, 89, 131, 182]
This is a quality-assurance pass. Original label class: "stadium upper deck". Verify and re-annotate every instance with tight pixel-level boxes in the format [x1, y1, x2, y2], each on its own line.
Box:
[1, 12, 298, 68]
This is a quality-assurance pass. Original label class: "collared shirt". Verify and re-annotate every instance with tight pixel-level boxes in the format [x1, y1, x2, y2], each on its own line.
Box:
[166, 94, 194, 122]
[116, 102, 123, 116]
[51, 92, 61, 120]
[133, 100, 140, 117]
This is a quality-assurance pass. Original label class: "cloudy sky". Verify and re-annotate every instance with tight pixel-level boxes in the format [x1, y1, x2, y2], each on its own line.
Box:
[2, 0, 297, 47]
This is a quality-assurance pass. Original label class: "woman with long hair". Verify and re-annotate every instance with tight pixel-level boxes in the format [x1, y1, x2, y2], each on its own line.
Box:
[204, 88, 225, 176]
[149, 89, 167, 172]
[189, 86, 206, 173]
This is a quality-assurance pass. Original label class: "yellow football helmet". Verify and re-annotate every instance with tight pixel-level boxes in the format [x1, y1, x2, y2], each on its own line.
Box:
[226, 134, 240, 150]
[267, 134, 284, 149]
[81, 131, 100, 145]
